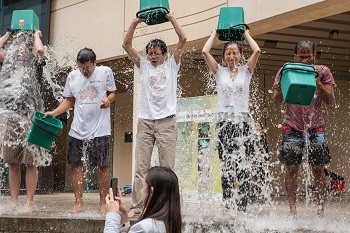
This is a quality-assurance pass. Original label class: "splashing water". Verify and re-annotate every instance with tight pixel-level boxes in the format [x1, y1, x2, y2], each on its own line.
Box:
[175, 41, 277, 232]
[0, 31, 65, 192]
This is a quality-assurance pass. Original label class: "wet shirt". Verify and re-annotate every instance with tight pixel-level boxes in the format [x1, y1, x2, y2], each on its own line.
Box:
[138, 55, 180, 120]
[215, 64, 252, 113]
[274, 65, 335, 131]
[63, 66, 116, 140]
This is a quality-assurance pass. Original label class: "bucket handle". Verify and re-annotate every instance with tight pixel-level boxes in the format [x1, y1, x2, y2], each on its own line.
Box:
[229, 23, 250, 31]
[281, 67, 319, 78]
[31, 118, 62, 137]
[136, 6, 170, 18]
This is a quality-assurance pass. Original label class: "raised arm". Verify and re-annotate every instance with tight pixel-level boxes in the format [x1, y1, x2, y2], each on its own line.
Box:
[34, 30, 45, 62]
[166, 11, 187, 64]
[244, 30, 261, 73]
[0, 32, 11, 63]
[122, 18, 143, 68]
[202, 29, 219, 74]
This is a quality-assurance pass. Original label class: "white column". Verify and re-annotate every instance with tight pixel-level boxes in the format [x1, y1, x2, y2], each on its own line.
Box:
[132, 64, 141, 180]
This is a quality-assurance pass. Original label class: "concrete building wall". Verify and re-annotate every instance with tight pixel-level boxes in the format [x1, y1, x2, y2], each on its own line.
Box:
[50, 0, 125, 63]
[49, 0, 347, 59]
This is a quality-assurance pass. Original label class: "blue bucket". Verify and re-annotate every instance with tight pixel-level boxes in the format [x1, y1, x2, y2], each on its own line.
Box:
[27, 112, 63, 149]
[137, 0, 170, 25]
[216, 7, 249, 41]
[280, 63, 318, 106]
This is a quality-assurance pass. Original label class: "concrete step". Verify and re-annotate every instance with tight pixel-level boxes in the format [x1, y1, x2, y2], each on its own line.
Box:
[1, 192, 349, 232]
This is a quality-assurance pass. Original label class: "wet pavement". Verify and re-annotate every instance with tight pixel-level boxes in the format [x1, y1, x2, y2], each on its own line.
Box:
[0, 192, 349, 232]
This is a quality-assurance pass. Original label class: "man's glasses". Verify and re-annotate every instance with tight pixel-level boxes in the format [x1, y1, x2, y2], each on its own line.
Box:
[296, 55, 312, 61]
[77, 62, 95, 71]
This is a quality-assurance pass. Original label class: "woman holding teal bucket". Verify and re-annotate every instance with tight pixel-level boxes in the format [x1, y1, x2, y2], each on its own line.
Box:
[202, 28, 261, 215]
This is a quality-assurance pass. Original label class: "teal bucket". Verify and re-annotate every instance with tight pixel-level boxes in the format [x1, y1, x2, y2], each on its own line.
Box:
[280, 63, 318, 106]
[27, 112, 63, 149]
[137, 0, 170, 25]
[216, 7, 249, 41]
[10, 10, 39, 31]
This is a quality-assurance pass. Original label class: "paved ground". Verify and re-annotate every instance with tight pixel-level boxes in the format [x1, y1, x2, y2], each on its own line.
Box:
[0, 192, 349, 232]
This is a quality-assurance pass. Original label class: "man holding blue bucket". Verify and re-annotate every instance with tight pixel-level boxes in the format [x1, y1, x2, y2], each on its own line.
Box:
[272, 41, 335, 217]
[0, 29, 45, 214]
[44, 48, 116, 213]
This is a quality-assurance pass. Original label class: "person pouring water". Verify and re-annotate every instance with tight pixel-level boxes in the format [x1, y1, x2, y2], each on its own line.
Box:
[202, 28, 261, 215]
[0, 29, 45, 214]
[122, 10, 186, 218]
[272, 41, 335, 218]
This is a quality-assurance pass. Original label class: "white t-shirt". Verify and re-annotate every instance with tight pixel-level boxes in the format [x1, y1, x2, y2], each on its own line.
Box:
[215, 64, 252, 113]
[138, 55, 180, 120]
[63, 66, 117, 140]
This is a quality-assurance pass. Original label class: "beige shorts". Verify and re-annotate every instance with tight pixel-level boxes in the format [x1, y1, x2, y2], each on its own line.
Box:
[2, 116, 39, 165]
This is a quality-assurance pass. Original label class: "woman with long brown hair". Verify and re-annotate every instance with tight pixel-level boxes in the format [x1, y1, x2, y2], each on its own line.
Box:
[104, 166, 182, 233]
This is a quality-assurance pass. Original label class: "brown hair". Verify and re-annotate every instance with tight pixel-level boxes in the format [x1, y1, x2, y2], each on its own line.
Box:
[138, 166, 182, 233]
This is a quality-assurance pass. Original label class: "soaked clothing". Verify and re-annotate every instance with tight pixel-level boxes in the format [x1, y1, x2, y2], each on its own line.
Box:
[216, 117, 253, 211]
[0, 33, 45, 165]
[274, 65, 335, 131]
[67, 136, 110, 166]
[63, 66, 116, 140]
[2, 115, 41, 165]
[138, 55, 180, 120]
[214, 64, 254, 212]
[215, 65, 252, 113]
[274, 65, 334, 166]
[130, 55, 180, 213]
[279, 125, 331, 165]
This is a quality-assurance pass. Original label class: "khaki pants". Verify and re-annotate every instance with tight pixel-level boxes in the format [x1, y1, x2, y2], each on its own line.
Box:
[130, 117, 177, 212]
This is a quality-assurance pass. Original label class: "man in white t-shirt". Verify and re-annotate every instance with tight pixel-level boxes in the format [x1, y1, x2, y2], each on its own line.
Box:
[44, 48, 116, 213]
[122, 11, 187, 217]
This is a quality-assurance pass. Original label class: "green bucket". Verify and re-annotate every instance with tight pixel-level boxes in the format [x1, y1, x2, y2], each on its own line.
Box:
[27, 112, 63, 149]
[137, 0, 170, 25]
[280, 63, 317, 106]
[216, 7, 249, 41]
[10, 10, 40, 31]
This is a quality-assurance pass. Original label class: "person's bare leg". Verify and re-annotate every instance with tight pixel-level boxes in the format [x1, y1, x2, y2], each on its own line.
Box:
[6, 163, 21, 213]
[19, 164, 38, 214]
[68, 165, 84, 213]
[311, 165, 326, 217]
[98, 166, 109, 213]
[285, 164, 300, 217]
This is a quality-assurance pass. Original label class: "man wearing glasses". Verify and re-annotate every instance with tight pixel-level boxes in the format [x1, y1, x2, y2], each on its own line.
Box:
[45, 48, 116, 213]
[122, 11, 187, 217]
[272, 41, 335, 218]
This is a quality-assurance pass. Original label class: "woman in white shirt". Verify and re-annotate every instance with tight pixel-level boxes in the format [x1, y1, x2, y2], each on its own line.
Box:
[104, 166, 182, 233]
[202, 29, 261, 214]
